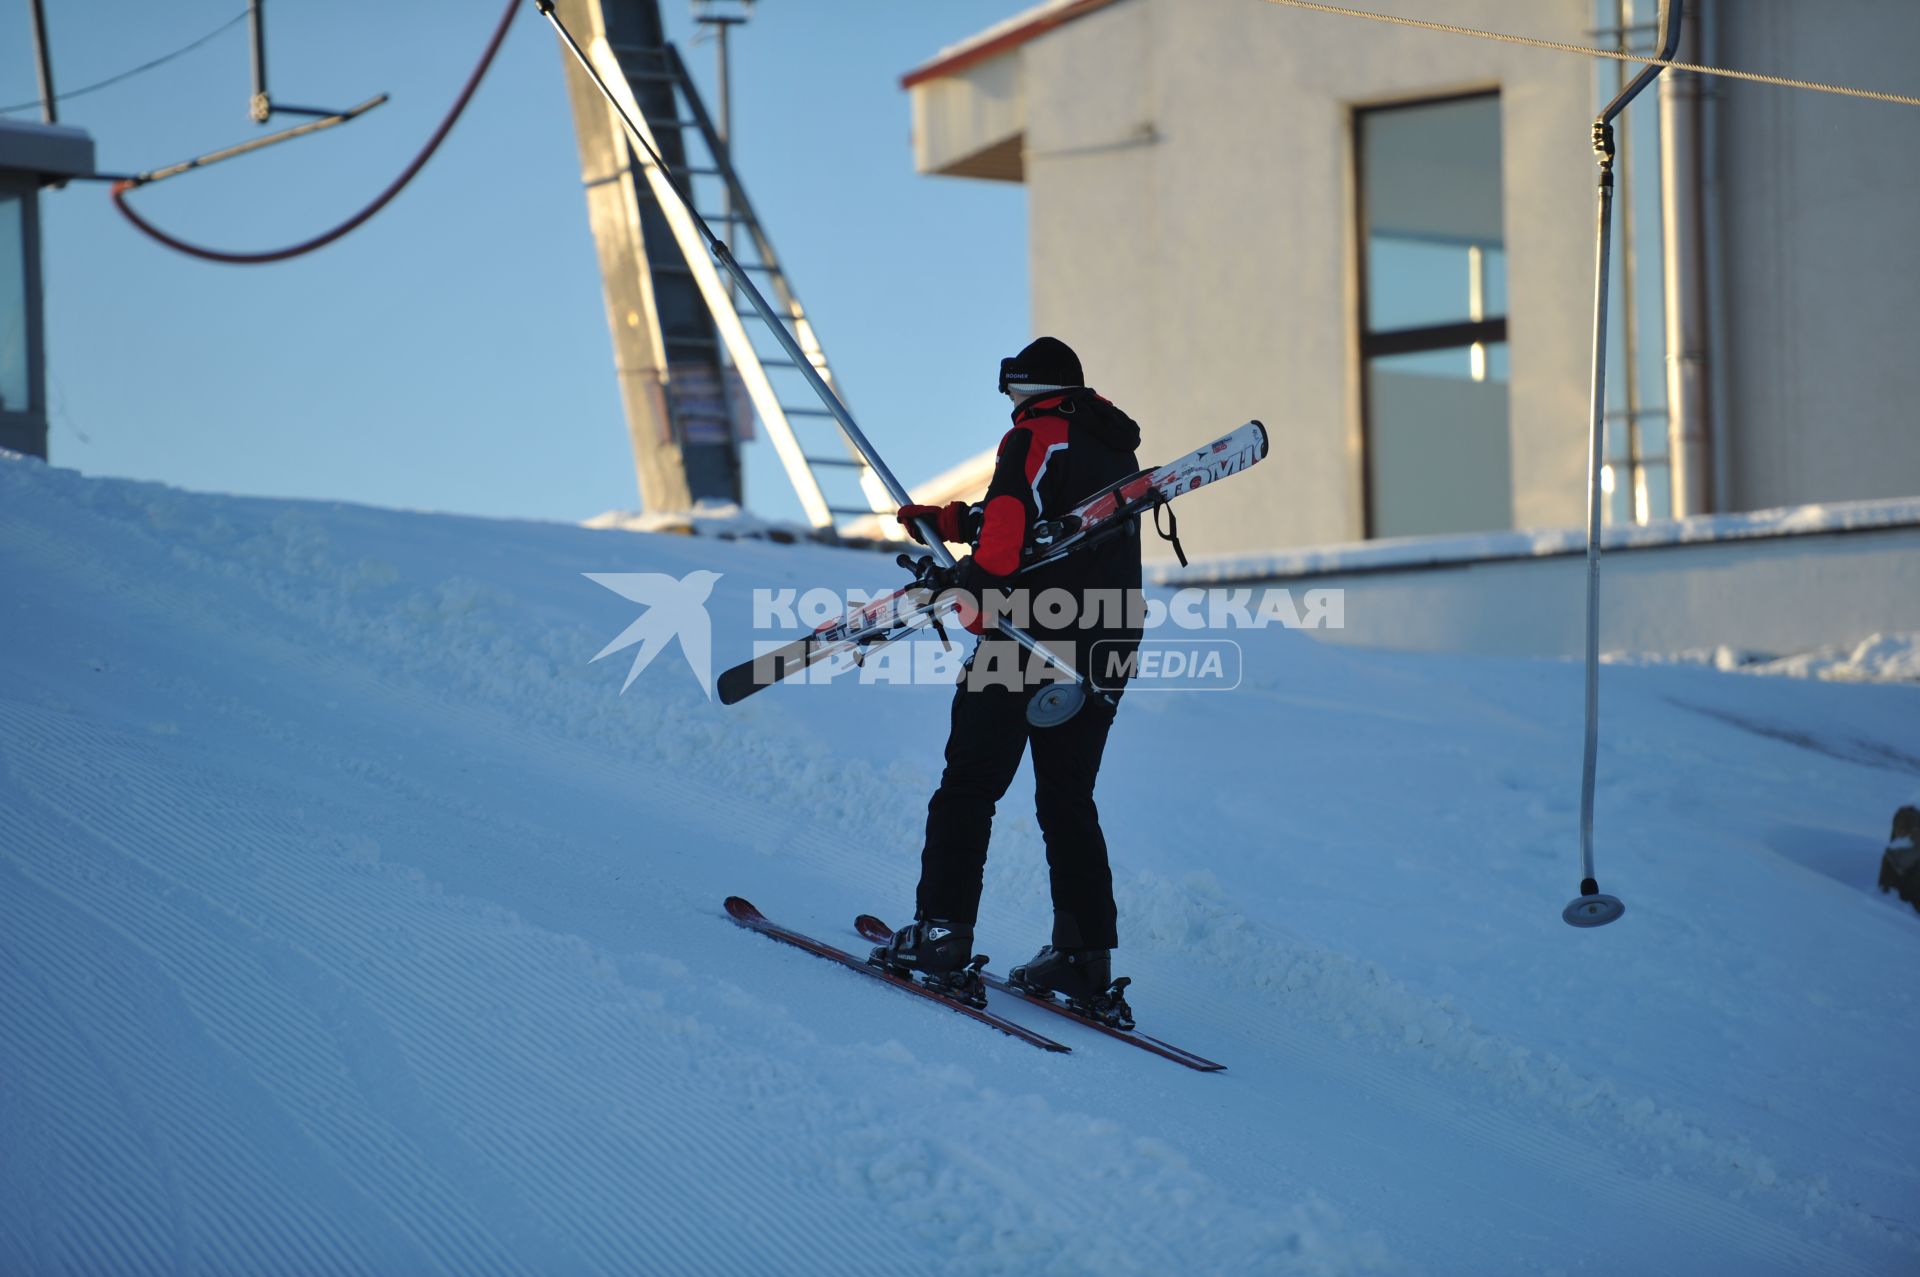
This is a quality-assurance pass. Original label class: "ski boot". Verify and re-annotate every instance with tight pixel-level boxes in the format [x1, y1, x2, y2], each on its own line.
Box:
[1007, 946, 1135, 1031]
[868, 918, 989, 1009]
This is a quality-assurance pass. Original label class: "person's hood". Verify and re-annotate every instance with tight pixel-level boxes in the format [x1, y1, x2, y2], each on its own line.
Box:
[1015, 388, 1141, 453]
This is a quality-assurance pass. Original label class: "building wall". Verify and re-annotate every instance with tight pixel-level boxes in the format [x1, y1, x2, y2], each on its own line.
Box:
[984, 0, 1920, 564]
[1199, 524, 1920, 661]
[1713, 0, 1920, 511]
[1018, 0, 1596, 563]
[912, 54, 1026, 178]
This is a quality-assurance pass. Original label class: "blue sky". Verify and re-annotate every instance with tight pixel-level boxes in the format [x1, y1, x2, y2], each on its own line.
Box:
[5, 0, 1037, 524]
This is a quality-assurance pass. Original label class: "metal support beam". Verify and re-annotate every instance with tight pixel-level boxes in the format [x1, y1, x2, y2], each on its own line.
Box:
[248, 0, 271, 121]
[583, 35, 830, 526]
[1660, 1, 1713, 516]
[28, 0, 57, 124]
[550, 0, 742, 517]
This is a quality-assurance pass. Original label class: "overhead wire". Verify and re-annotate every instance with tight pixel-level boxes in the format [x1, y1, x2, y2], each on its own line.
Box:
[110, 0, 521, 265]
[0, 10, 250, 116]
[1258, 0, 1920, 109]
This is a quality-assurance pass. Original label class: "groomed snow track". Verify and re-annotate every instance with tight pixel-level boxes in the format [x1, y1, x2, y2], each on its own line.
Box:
[2, 453, 1916, 1275]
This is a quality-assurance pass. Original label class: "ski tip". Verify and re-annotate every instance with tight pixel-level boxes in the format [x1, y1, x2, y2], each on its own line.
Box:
[853, 913, 893, 944]
[716, 667, 755, 706]
[718, 640, 816, 706]
[1249, 419, 1269, 459]
[723, 896, 765, 923]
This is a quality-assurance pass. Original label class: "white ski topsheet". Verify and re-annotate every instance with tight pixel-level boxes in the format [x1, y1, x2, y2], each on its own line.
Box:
[1031, 419, 1266, 564]
[1, 452, 1915, 1276]
[809, 418, 1272, 649]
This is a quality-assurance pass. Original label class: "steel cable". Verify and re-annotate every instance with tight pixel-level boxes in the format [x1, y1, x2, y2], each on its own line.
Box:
[110, 0, 520, 265]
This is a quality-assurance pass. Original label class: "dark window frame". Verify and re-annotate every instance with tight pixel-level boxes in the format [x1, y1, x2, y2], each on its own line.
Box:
[1354, 89, 1508, 539]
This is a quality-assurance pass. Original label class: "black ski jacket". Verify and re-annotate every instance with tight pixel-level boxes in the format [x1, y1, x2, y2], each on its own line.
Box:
[959, 388, 1145, 670]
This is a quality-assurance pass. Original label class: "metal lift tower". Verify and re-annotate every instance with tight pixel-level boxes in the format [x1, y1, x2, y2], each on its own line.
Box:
[550, 0, 890, 531]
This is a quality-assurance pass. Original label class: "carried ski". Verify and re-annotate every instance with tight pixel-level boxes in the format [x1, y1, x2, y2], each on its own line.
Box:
[854, 914, 1225, 1072]
[1024, 418, 1267, 572]
[716, 579, 946, 706]
[716, 420, 1270, 705]
[723, 897, 1069, 1054]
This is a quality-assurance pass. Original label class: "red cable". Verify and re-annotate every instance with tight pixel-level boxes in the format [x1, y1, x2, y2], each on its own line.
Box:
[111, 0, 521, 265]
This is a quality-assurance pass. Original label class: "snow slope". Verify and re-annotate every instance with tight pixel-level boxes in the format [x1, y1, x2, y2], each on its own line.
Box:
[2, 451, 1917, 1275]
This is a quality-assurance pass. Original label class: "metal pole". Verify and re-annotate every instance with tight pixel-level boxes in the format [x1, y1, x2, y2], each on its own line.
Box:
[1578, 120, 1615, 895]
[1660, 0, 1713, 516]
[249, 0, 271, 122]
[533, 0, 1097, 720]
[28, 0, 57, 124]
[714, 21, 731, 144]
[1566, 0, 1683, 928]
[1700, 0, 1733, 516]
[714, 18, 733, 261]
[121, 95, 390, 189]
[1565, 124, 1625, 930]
[1615, 1, 1644, 525]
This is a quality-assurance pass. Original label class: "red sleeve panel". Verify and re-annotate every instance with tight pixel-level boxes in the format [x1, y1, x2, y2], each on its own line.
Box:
[972, 418, 1070, 581]
[975, 494, 1027, 577]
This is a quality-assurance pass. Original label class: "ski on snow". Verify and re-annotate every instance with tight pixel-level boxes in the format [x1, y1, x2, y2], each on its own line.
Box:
[855, 914, 1226, 1073]
[716, 420, 1269, 706]
[723, 897, 1069, 1053]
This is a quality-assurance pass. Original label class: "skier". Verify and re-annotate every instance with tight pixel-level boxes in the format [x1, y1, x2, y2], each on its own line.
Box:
[870, 337, 1143, 1026]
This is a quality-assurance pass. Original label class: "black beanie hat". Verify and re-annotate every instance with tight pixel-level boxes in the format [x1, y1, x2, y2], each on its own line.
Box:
[998, 336, 1084, 392]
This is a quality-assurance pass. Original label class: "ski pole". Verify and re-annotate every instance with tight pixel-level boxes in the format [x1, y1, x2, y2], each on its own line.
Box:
[530, 0, 1098, 726]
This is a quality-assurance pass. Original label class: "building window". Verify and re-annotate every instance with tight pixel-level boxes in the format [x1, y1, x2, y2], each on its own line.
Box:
[0, 190, 29, 417]
[1357, 91, 1510, 540]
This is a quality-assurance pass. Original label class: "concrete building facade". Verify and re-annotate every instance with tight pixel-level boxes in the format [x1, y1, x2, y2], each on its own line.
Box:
[901, 0, 1920, 566]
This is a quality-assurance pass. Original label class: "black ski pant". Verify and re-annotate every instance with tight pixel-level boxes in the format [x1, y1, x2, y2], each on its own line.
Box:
[915, 673, 1121, 950]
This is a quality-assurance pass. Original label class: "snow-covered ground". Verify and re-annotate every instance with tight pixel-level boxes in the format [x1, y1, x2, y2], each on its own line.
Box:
[1164, 493, 1920, 584]
[1609, 633, 1920, 684]
[2, 450, 1917, 1275]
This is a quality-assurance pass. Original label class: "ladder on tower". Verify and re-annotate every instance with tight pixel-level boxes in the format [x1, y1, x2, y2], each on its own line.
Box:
[594, 36, 894, 534]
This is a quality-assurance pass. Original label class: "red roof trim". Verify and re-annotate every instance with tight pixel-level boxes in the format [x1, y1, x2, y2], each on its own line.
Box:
[900, 0, 1123, 89]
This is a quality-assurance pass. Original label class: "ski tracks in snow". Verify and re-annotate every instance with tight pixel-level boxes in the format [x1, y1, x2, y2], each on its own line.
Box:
[4, 457, 1916, 1274]
[0, 692, 1383, 1274]
[1112, 872, 1910, 1275]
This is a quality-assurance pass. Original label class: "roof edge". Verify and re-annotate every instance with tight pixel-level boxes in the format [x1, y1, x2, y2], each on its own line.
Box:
[900, 0, 1123, 89]
[0, 118, 95, 182]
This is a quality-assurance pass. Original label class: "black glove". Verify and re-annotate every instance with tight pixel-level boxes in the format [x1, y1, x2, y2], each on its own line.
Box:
[897, 552, 961, 595]
[897, 554, 996, 635]
[949, 556, 995, 635]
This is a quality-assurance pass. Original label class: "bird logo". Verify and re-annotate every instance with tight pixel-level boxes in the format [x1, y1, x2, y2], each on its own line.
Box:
[586, 570, 722, 697]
